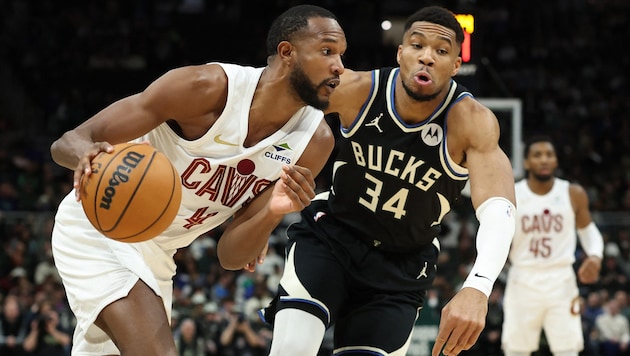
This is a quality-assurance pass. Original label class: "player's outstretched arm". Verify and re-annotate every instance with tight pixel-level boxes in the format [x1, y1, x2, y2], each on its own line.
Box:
[433, 98, 516, 356]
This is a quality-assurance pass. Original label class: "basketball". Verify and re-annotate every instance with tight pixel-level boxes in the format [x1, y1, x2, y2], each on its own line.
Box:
[80, 143, 182, 242]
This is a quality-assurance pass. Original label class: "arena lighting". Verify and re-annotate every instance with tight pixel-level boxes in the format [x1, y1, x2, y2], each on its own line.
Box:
[455, 14, 474, 63]
[381, 20, 392, 31]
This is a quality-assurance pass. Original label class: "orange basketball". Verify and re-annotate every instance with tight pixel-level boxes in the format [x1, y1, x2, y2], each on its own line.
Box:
[80, 143, 182, 242]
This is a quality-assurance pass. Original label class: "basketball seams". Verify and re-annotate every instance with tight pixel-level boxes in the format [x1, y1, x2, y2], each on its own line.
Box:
[90, 146, 135, 232]
[115, 152, 179, 241]
[101, 149, 157, 235]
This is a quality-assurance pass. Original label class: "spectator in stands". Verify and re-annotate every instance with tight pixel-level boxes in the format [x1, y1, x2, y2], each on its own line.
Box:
[243, 280, 273, 323]
[23, 300, 71, 356]
[478, 287, 505, 356]
[614, 290, 630, 321]
[595, 298, 630, 355]
[197, 302, 222, 355]
[0, 294, 28, 356]
[173, 317, 206, 356]
[218, 297, 267, 356]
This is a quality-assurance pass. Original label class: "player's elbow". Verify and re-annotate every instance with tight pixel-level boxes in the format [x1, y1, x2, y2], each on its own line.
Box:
[50, 136, 65, 167]
[50, 131, 77, 170]
[216, 247, 244, 271]
[218, 258, 242, 271]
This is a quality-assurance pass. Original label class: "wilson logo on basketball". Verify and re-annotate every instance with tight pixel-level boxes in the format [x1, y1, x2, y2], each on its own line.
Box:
[99, 151, 146, 209]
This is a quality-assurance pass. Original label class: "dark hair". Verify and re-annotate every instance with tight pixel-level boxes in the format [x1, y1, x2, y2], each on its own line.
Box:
[266, 5, 338, 56]
[404, 6, 464, 46]
[523, 135, 555, 158]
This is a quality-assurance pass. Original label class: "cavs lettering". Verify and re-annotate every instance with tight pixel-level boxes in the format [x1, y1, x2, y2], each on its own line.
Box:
[180, 158, 272, 229]
[521, 209, 564, 258]
[520, 209, 564, 234]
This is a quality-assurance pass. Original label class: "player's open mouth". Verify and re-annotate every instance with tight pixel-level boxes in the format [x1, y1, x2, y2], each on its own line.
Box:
[415, 71, 433, 85]
[326, 78, 340, 89]
[323, 78, 340, 94]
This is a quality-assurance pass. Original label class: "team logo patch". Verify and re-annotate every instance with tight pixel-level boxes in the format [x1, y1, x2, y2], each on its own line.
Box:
[420, 123, 443, 146]
[236, 159, 255, 175]
[264, 143, 292, 164]
[273, 143, 292, 151]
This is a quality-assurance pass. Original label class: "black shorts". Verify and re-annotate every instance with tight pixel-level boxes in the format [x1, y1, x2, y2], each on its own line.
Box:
[267, 200, 439, 353]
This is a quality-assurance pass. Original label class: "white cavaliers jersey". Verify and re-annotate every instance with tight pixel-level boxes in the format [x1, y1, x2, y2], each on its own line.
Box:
[509, 178, 576, 268]
[56, 62, 324, 252]
[52, 63, 324, 351]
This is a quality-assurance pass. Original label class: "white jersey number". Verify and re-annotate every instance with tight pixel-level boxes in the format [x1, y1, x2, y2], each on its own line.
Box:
[358, 172, 408, 219]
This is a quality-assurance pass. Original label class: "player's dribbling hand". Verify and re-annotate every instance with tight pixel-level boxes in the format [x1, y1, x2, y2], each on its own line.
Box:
[74, 142, 114, 201]
[269, 165, 316, 214]
[432, 287, 487, 356]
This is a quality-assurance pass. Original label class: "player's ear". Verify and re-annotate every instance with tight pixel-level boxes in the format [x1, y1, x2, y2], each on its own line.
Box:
[396, 45, 403, 65]
[451, 56, 462, 77]
[278, 41, 294, 63]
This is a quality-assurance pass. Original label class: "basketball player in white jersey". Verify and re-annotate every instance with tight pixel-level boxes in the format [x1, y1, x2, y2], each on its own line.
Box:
[49, 5, 346, 355]
[502, 135, 603, 356]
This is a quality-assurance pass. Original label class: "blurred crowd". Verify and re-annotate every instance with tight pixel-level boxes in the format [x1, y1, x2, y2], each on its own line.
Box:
[0, 0, 629, 355]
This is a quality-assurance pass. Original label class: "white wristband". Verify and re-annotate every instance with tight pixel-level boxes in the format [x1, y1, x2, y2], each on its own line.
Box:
[462, 197, 516, 297]
[577, 222, 604, 259]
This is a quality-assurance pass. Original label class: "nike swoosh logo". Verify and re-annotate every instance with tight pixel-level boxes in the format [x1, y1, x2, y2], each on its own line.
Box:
[474, 273, 491, 281]
[214, 134, 239, 147]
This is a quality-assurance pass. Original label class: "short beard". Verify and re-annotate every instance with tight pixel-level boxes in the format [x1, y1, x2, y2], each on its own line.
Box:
[290, 65, 329, 110]
[401, 79, 440, 102]
[531, 173, 554, 182]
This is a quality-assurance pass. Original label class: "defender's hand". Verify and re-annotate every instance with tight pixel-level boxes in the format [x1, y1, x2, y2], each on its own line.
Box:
[433, 288, 487, 356]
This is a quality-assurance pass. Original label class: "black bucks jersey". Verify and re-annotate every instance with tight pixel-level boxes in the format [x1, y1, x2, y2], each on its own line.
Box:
[327, 67, 471, 252]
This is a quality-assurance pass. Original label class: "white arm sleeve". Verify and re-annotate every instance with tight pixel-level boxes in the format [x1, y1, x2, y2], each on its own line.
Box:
[462, 197, 516, 297]
[577, 222, 604, 259]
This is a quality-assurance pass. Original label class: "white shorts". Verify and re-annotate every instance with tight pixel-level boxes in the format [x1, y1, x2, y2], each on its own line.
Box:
[52, 194, 177, 355]
[501, 266, 583, 353]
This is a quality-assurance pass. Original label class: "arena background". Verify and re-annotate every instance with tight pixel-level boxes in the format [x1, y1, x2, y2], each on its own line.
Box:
[0, 0, 628, 355]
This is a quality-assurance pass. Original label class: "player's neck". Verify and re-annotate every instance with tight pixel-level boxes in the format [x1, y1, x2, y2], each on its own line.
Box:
[527, 177, 555, 195]
[255, 66, 306, 117]
[393, 84, 446, 125]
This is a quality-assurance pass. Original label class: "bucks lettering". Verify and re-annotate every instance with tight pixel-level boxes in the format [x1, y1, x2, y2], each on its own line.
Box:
[349, 141, 442, 219]
[99, 151, 145, 209]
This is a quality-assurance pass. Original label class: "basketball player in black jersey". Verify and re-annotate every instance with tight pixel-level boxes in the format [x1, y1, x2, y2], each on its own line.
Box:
[264, 6, 517, 356]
